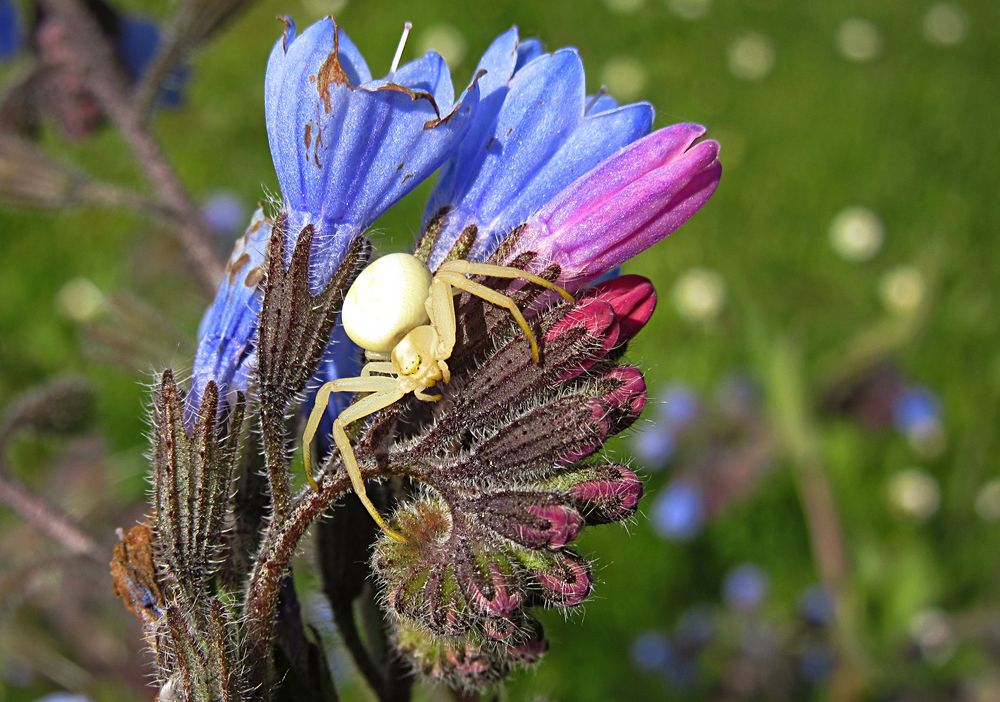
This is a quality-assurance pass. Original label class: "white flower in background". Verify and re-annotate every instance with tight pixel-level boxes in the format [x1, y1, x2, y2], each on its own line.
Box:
[418, 23, 467, 66]
[909, 609, 956, 666]
[975, 479, 1000, 522]
[672, 267, 726, 322]
[600, 55, 648, 100]
[923, 3, 968, 47]
[829, 206, 884, 261]
[727, 32, 775, 81]
[667, 0, 712, 20]
[887, 468, 940, 521]
[879, 265, 926, 314]
[604, 0, 646, 13]
[56, 276, 105, 322]
[836, 18, 882, 63]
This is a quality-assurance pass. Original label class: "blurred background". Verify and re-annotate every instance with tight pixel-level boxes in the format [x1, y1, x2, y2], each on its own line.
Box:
[1, 0, 998, 700]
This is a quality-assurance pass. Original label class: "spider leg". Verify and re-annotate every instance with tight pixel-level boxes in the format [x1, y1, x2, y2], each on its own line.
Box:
[437, 259, 575, 303]
[302, 374, 400, 490]
[437, 271, 542, 363]
[332, 388, 407, 542]
[361, 361, 396, 377]
[427, 275, 457, 362]
[415, 389, 443, 402]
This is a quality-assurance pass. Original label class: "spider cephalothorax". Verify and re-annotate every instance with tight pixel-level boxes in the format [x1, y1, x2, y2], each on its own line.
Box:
[303, 252, 572, 541]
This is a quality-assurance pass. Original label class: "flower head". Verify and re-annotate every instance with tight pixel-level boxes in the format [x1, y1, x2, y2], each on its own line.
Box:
[422, 28, 654, 269]
[509, 124, 721, 287]
[370, 276, 654, 688]
[265, 17, 480, 290]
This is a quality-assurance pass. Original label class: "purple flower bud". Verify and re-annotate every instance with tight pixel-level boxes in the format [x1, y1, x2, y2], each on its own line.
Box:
[723, 563, 769, 611]
[515, 124, 721, 286]
[544, 298, 620, 381]
[586, 274, 658, 343]
[477, 494, 584, 549]
[589, 365, 647, 434]
[532, 552, 592, 607]
[461, 560, 523, 619]
[569, 464, 644, 524]
[652, 481, 704, 541]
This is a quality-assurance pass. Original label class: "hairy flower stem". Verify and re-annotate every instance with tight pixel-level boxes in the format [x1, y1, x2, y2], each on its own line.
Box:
[39, 0, 223, 296]
[260, 409, 291, 523]
[243, 467, 380, 697]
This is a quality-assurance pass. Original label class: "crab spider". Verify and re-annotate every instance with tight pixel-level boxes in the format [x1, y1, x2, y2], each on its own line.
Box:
[302, 254, 573, 542]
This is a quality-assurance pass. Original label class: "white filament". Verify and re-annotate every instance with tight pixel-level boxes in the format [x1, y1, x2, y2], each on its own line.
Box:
[390, 21, 414, 75]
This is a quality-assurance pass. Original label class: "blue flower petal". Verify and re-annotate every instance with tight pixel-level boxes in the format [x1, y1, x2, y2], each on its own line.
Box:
[266, 17, 478, 290]
[515, 38, 544, 71]
[368, 51, 455, 109]
[265, 18, 371, 217]
[472, 101, 653, 259]
[188, 210, 271, 423]
[586, 92, 620, 114]
[424, 39, 654, 268]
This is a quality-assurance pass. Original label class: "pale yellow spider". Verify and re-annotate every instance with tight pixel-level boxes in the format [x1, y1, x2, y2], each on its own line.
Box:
[302, 254, 574, 542]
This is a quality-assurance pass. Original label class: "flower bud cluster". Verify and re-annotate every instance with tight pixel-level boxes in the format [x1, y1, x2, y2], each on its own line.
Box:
[371, 276, 655, 688]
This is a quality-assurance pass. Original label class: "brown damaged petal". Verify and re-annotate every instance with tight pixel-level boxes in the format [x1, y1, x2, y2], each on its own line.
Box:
[315, 17, 352, 111]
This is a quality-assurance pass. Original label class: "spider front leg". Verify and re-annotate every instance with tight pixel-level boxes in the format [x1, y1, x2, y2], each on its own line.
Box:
[303, 375, 406, 542]
[435, 260, 574, 363]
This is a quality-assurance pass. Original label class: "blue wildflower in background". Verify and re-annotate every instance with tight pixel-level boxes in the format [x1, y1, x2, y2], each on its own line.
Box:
[723, 563, 769, 612]
[631, 384, 700, 468]
[652, 480, 705, 541]
[116, 15, 188, 106]
[0, 0, 21, 60]
[265, 16, 480, 290]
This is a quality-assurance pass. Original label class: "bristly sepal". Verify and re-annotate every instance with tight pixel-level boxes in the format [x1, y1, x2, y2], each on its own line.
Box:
[255, 214, 371, 516]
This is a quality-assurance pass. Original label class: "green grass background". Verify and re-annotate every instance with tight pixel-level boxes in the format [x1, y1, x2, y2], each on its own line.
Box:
[1, 0, 998, 700]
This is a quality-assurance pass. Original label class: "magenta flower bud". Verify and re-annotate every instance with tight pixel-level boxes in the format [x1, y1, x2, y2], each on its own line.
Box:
[588, 365, 648, 434]
[533, 553, 592, 607]
[543, 297, 620, 381]
[585, 274, 658, 343]
[462, 560, 523, 618]
[569, 464, 644, 524]
[516, 124, 721, 286]
[477, 493, 584, 549]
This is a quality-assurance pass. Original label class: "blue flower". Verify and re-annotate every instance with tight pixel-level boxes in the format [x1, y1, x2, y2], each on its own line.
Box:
[893, 385, 941, 435]
[422, 28, 654, 269]
[0, 0, 21, 60]
[265, 17, 480, 291]
[652, 481, 704, 541]
[722, 563, 769, 611]
[116, 16, 188, 106]
[187, 209, 271, 424]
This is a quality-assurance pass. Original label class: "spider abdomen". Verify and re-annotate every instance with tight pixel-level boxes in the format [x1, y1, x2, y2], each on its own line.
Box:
[342, 253, 433, 353]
